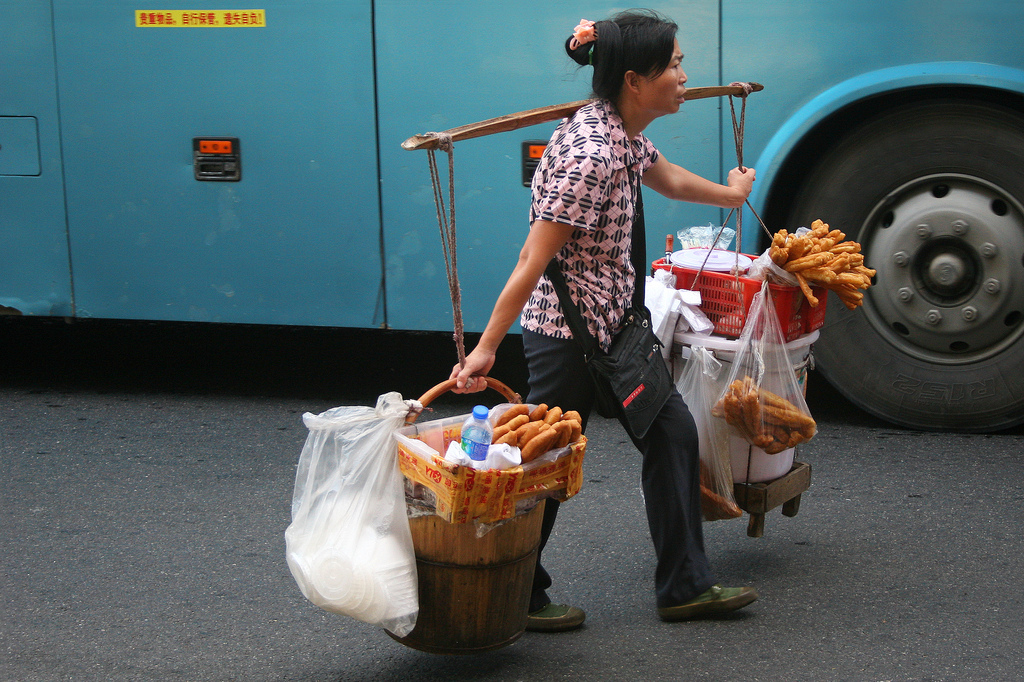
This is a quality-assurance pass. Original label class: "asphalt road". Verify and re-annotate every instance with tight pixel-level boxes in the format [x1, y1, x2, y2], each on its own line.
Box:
[2, 318, 1023, 681]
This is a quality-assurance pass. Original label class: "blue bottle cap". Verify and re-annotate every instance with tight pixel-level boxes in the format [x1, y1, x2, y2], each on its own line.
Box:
[472, 405, 489, 420]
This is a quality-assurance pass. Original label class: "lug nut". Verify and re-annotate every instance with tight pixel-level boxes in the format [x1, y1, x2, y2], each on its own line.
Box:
[981, 242, 998, 258]
[984, 278, 1001, 294]
[916, 224, 932, 239]
[952, 220, 970, 235]
[897, 287, 915, 302]
[893, 251, 909, 267]
[962, 306, 978, 322]
[925, 309, 943, 325]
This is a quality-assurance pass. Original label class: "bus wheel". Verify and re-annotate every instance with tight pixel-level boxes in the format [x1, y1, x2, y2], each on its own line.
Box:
[787, 100, 1024, 431]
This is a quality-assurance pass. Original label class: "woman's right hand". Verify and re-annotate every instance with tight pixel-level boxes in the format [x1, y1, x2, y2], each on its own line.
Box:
[447, 220, 576, 395]
[449, 347, 496, 394]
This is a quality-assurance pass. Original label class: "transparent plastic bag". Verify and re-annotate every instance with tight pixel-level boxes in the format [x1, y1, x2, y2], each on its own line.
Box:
[677, 223, 736, 251]
[746, 249, 799, 286]
[676, 347, 742, 521]
[711, 282, 816, 454]
[746, 226, 813, 286]
[285, 392, 419, 637]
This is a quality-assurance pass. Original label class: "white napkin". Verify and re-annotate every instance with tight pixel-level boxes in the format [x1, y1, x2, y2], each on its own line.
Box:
[444, 441, 522, 470]
[646, 272, 715, 355]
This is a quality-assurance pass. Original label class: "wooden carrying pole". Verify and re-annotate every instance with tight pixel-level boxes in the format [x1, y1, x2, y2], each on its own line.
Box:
[401, 83, 763, 151]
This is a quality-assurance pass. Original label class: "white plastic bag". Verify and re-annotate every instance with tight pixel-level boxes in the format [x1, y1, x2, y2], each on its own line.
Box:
[285, 392, 420, 637]
[676, 346, 742, 521]
[646, 270, 682, 359]
[646, 270, 714, 358]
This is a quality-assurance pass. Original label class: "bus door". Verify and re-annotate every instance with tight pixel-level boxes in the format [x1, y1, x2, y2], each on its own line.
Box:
[0, 2, 73, 316]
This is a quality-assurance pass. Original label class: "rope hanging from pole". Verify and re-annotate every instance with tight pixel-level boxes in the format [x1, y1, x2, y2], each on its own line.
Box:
[728, 82, 751, 275]
[691, 82, 769, 279]
[425, 132, 467, 367]
[728, 82, 774, 243]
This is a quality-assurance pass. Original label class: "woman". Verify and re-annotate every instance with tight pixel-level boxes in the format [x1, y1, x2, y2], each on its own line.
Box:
[450, 9, 758, 632]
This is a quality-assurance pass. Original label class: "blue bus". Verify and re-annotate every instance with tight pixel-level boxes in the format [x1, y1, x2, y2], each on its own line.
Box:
[3, 1, 1023, 431]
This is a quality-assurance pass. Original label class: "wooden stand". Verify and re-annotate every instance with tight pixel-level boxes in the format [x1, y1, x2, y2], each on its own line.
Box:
[733, 461, 811, 538]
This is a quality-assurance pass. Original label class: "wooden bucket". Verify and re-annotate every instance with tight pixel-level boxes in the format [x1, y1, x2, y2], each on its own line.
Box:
[391, 377, 544, 654]
[391, 499, 545, 654]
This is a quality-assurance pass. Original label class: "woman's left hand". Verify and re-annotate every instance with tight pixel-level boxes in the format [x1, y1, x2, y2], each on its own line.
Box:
[727, 166, 756, 204]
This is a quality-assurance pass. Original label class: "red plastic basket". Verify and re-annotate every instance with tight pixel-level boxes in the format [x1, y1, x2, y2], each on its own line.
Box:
[803, 288, 827, 335]
[652, 256, 826, 341]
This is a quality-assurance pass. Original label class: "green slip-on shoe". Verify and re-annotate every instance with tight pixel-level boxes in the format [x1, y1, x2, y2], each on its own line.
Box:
[657, 585, 758, 622]
[525, 603, 586, 632]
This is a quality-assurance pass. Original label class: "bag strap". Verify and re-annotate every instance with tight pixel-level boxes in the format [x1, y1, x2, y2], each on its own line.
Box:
[545, 259, 600, 360]
[545, 170, 647, 358]
[630, 179, 647, 309]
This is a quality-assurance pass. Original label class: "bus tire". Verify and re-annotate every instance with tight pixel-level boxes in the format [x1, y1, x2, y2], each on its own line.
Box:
[786, 100, 1024, 431]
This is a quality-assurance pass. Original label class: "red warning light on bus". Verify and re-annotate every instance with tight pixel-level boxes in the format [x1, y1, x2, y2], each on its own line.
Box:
[199, 139, 233, 154]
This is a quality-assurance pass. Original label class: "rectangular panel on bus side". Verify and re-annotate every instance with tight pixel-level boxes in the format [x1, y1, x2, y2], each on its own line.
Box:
[53, 2, 382, 327]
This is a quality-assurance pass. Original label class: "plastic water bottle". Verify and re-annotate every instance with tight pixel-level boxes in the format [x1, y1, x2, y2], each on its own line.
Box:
[460, 405, 492, 462]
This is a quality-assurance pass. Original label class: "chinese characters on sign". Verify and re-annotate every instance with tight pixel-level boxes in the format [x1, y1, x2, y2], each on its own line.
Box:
[135, 10, 267, 27]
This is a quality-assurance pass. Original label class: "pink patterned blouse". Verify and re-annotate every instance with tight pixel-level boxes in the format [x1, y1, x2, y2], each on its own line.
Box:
[520, 99, 659, 351]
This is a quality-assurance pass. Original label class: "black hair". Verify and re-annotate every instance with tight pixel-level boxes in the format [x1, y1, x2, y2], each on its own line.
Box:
[565, 9, 679, 104]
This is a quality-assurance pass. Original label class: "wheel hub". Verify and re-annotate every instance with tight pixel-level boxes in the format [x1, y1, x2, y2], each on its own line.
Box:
[924, 252, 966, 292]
[862, 174, 1024, 361]
[916, 238, 977, 302]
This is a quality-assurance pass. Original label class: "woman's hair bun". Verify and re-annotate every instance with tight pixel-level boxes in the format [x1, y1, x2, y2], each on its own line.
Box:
[564, 36, 591, 66]
[563, 11, 675, 103]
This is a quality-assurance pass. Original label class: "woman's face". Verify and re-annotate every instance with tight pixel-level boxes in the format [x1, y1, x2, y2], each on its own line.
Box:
[635, 39, 687, 117]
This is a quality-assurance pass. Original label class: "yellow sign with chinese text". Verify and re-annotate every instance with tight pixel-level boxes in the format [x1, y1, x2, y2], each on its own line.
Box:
[135, 10, 266, 27]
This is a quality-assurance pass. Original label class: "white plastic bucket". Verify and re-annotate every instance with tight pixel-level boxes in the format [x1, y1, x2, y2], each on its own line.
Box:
[673, 329, 817, 396]
[728, 435, 795, 484]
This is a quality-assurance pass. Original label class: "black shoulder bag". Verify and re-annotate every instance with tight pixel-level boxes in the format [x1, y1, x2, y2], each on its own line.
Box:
[544, 179, 673, 440]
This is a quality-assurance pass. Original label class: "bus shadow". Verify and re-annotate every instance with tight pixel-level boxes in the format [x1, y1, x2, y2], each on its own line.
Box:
[0, 316, 528, 405]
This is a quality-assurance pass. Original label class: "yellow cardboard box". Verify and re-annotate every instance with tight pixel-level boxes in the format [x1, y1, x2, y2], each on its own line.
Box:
[396, 411, 585, 525]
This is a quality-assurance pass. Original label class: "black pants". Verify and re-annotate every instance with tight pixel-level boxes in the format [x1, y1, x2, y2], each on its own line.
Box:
[523, 329, 715, 611]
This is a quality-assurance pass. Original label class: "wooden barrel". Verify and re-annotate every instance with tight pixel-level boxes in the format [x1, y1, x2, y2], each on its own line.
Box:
[390, 499, 545, 654]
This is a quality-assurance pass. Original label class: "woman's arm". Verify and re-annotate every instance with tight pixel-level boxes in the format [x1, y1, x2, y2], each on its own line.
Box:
[642, 154, 755, 208]
[450, 219, 577, 392]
